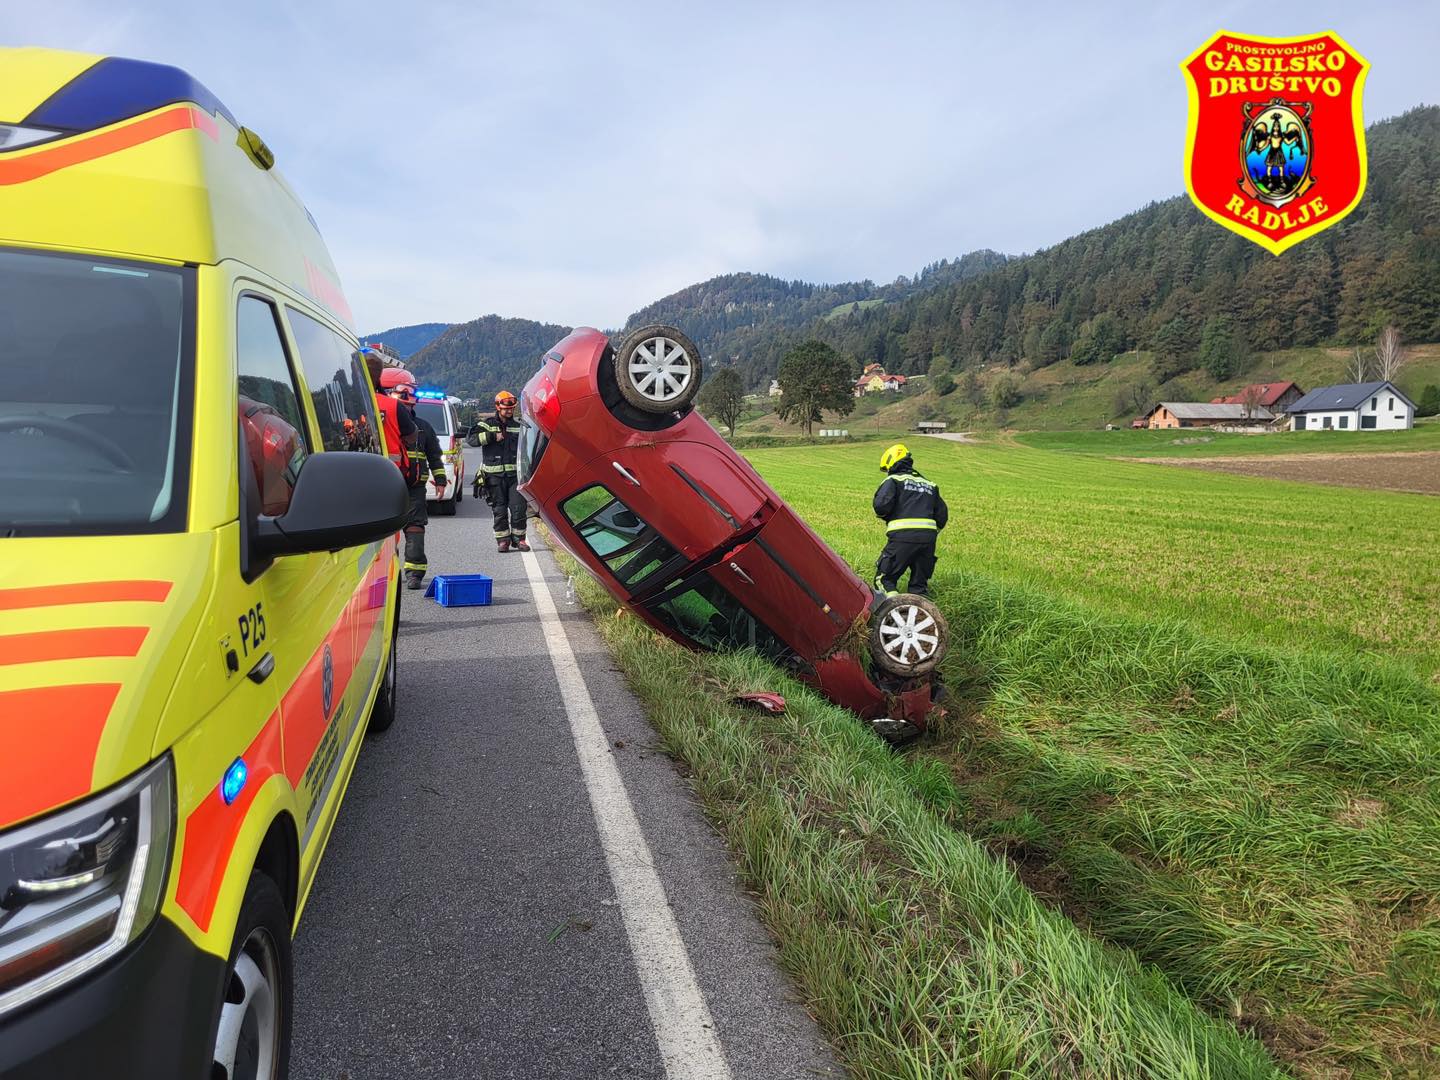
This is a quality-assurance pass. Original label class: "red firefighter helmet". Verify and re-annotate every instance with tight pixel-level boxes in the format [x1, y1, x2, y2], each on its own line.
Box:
[379, 367, 417, 402]
[239, 395, 305, 516]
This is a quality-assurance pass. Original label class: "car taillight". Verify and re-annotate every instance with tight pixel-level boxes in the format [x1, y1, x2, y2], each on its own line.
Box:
[532, 370, 561, 435]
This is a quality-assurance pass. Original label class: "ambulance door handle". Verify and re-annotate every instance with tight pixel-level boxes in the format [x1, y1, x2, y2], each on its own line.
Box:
[728, 562, 754, 585]
[247, 652, 275, 684]
[612, 462, 641, 487]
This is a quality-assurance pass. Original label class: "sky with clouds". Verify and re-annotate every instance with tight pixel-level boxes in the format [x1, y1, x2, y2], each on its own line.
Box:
[6, 2, 1435, 332]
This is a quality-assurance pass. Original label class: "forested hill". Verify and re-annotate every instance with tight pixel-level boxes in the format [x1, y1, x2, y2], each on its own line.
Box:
[811, 106, 1440, 387]
[359, 322, 451, 359]
[623, 250, 1008, 379]
[407, 314, 572, 401]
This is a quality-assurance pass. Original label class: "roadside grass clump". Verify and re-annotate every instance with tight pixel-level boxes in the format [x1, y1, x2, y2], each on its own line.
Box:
[922, 569, 1440, 1076]
[562, 557, 1283, 1079]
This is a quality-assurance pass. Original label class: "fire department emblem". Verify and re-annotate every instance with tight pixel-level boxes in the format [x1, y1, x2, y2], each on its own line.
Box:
[1181, 31, 1369, 255]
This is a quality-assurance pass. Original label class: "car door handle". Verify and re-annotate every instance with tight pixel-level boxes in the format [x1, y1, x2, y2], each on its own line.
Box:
[728, 561, 754, 585]
[247, 652, 275, 684]
[612, 462, 641, 487]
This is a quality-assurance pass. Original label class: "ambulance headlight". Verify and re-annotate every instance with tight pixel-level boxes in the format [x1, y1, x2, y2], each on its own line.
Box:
[0, 755, 174, 1018]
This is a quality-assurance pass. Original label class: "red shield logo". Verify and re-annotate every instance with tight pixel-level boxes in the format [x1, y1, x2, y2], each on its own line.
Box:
[1182, 31, 1369, 255]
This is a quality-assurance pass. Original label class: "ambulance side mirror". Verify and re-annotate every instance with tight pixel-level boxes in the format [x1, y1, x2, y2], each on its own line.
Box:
[255, 452, 409, 558]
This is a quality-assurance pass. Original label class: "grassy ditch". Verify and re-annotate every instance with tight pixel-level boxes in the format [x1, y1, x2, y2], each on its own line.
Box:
[560, 552, 1283, 1078]
[926, 571, 1440, 1077]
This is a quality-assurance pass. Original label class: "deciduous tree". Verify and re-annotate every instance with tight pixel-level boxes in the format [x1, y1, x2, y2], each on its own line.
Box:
[776, 340, 856, 438]
[697, 367, 745, 437]
[1374, 325, 1408, 381]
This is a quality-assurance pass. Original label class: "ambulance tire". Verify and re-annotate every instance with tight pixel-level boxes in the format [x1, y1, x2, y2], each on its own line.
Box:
[211, 872, 292, 1080]
[367, 589, 400, 733]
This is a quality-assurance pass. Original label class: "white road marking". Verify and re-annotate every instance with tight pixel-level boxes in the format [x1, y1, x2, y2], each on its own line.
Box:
[522, 551, 732, 1080]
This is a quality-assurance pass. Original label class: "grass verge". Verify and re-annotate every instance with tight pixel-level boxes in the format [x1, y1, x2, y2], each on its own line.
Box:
[554, 543, 1285, 1079]
[926, 570, 1440, 1077]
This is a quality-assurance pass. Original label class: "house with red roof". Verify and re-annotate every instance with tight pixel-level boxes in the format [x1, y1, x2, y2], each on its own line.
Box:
[1209, 380, 1305, 414]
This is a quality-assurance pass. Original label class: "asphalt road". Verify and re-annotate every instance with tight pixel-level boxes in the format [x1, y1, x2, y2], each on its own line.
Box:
[291, 491, 840, 1079]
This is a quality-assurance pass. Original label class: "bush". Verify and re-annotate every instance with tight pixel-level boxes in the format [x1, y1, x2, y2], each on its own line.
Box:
[989, 371, 1023, 409]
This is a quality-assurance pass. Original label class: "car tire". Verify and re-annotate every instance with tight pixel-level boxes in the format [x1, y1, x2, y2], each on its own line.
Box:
[367, 588, 400, 733]
[867, 593, 948, 678]
[613, 324, 702, 414]
[209, 872, 292, 1080]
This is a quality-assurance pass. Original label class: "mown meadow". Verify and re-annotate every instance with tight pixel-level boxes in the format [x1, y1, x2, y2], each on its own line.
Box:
[563, 436, 1440, 1077]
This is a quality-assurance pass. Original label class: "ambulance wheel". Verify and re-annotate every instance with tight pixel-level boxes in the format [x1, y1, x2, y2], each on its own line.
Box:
[613, 324, 702, 413]
[211, 872, 292, 1080]
[867, 594, 947, 678]
[367, 592, 400, 733]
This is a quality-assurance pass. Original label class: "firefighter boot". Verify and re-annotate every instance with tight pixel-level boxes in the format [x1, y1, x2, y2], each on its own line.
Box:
[497, 538, 511, 553]
[405, 570, 425, 590]
[513, 534, 530, 552]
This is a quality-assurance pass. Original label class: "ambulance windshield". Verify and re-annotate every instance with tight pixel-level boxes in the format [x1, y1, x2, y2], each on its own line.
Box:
[0, 249, 193, 536]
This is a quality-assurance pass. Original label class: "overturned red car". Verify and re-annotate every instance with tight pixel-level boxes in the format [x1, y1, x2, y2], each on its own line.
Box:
[517, 324, 947, 735]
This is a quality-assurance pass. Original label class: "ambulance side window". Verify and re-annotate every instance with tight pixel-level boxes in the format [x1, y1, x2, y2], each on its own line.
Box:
[237, 296, 309, 517]
[285, 306, 381, 454]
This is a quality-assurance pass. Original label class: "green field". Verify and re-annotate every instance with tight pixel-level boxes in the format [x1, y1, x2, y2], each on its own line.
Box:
[569, 436, 1440, 1077]
[751, 440, 1440, 676]
[1018, 420, 1440, 457]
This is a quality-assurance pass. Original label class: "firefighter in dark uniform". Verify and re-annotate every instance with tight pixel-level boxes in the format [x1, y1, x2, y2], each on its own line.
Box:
[472, 390, 528, 552]
[872, 443, 947, 596]
[380, 368, 447, 588]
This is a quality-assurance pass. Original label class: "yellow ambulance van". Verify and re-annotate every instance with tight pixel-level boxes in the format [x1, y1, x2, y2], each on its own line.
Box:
[0, 48, 409, 1077]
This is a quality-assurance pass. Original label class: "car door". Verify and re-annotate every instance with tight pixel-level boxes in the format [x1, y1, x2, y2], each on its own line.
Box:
[234, 293, 356, 874]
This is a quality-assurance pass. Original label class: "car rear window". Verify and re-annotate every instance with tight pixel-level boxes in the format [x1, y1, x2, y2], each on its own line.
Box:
[561, 485, 684, 590]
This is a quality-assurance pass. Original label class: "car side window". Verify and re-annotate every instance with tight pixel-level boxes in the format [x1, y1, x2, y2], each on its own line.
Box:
[238, 296, 310, 517]
[286, 306, 381, 454]
[560, 485, 684, 589]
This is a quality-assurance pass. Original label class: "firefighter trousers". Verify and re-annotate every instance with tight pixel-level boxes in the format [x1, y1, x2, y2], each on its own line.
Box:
[875, 537, 937, 595]
[403, 484, 429, 578]
[486, 474, 528, 541]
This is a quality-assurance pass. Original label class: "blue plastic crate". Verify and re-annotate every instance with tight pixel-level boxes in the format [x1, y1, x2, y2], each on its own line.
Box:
[423, 573, 493, 607]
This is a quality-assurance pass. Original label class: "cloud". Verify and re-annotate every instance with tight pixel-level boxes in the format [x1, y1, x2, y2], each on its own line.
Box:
[8, 0, 1437, 330]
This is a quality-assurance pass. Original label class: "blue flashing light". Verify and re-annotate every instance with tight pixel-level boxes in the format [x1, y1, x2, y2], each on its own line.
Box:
[415, 388, 447, 400]
[220, 758, 248, 805]
[26, 56, 238, 132]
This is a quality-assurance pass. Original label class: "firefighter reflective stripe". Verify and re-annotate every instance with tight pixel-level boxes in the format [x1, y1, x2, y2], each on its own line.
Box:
[403, 560, 427, 571]
[480, 462, 518, 474]
[886, 517, 938, 531]
[884, 474, 936, 488]
[493, 528, 512, 539]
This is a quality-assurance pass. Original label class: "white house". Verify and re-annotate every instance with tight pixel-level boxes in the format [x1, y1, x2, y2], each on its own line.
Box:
[768, 379, 782, 397]
[1287, 381, 1416, 431]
